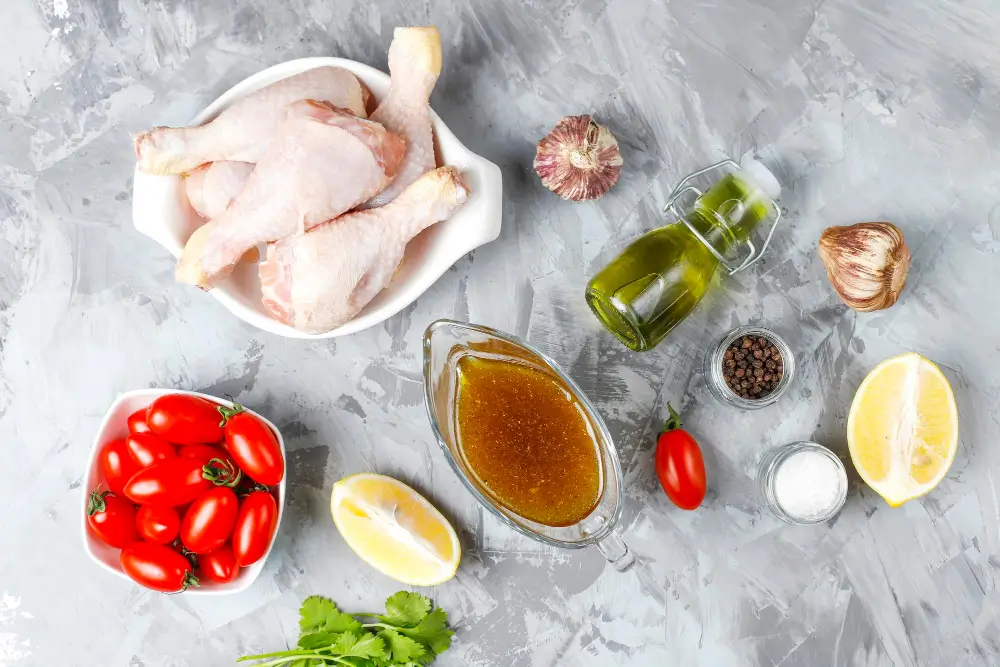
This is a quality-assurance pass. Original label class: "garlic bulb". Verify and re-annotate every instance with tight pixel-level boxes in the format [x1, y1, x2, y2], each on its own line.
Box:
[818, 222, 911, 312]
[533, 115, 622, 201]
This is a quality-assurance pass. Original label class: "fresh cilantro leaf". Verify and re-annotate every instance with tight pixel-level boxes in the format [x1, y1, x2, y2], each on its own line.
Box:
[330, 631, 387, 660]
[378, 629, 427, 663]
[298, 631, 346, 650]
[298, 595, 362, 638]
[324, 613, 363, 634]
[299, 596, 338, 633]
[383, 591, 431, 627]
[242, 591, 451, 667]
[401, 608, 453, 656]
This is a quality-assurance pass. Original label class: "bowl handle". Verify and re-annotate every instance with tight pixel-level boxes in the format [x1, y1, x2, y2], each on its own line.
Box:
[131, 166, 187, 258]
[457, 154, 503, 253]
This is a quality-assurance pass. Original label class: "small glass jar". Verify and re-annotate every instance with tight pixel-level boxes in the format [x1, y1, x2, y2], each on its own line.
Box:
[704, 325, 795, 409]
[757, 442, 848, 525]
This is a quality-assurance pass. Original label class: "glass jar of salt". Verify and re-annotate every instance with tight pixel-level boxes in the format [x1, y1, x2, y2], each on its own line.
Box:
[758, 442, 848, 524]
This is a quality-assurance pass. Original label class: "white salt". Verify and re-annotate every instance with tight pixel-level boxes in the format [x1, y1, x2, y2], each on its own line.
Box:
[773, 450, 845, 520]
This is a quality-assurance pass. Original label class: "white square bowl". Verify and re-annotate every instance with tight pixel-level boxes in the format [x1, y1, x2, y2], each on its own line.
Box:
[81, 388, 286, 595]
[131, 57, 504, 339]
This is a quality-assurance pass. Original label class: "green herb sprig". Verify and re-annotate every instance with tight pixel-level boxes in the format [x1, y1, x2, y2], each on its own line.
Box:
[238, 591, 454, 666]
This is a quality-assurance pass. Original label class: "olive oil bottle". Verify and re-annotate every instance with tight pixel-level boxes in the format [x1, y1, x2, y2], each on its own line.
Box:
[586, 159, 781, 351]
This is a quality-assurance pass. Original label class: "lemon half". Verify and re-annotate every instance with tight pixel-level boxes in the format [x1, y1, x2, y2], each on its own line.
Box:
[847, 353, 958, 507]
[331, 473, 460, 586]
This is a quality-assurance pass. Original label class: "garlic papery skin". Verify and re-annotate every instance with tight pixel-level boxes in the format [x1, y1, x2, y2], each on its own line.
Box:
[533, 115, 623, 201]
[818, 222, 911, 312]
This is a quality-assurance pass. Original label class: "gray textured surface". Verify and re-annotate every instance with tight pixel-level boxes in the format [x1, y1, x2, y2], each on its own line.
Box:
[2, 0, 999, 665]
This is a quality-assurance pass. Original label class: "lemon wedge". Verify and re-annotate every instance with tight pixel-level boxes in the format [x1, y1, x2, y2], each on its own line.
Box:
[847, 352, 958, 507]
[330, 473, 460, 586]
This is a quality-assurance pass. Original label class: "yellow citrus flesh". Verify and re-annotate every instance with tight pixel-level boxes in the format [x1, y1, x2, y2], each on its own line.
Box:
[847, 353, 958, 507]
[330, 473, 460, 586]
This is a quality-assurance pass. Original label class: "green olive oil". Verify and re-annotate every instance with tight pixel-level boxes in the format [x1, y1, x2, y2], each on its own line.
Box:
[586, 171, 775, 351]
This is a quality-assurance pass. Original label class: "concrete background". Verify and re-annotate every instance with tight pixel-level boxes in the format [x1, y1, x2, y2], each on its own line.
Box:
[3, 0, 1000, 665]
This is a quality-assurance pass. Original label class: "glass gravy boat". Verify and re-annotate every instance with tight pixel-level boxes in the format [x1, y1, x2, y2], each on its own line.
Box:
[422, 319, 634, 571]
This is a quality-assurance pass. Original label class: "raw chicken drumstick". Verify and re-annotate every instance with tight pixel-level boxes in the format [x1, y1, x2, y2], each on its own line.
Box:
[259, 166, 469, 334]
[173, 28, 441, 212]
[185, 161, 255, 220]
[362, 26, 442, 208]
[134, 67, 370, 175]
[175, 100, 405, 289]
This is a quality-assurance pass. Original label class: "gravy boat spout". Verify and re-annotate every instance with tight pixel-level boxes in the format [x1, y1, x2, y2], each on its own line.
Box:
[422, 319, 634, 571]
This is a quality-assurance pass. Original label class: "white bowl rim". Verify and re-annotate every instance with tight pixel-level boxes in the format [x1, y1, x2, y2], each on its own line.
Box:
[131, 56, 504, 339]
[81, 388, 287, 596]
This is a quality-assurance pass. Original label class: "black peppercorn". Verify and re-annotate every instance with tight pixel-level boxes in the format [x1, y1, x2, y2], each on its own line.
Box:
[721, 333, 785, 401]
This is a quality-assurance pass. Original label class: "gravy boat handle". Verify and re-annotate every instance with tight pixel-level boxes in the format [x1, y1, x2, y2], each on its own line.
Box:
[596, 530, 635, 572]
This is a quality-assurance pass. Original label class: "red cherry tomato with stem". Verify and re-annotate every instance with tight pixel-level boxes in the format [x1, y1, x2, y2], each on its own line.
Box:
[124, 458, 229, 507]
[232, 491, 278, 567]
[219, 403, 284, 486]
[136, 504, 181, 544]
[654, 404, 707, 511]
[181, 487, 240, 554]
[127, 408, 152, 434]
[120, 542, 199, 593]
[86, 487, 139, 548]
[179, 444, 230, 467]
[146, 394, 224, 445]
[198, 545, 240, 584]
[98, 438, 142, 495]
[126, 433, 177, 468]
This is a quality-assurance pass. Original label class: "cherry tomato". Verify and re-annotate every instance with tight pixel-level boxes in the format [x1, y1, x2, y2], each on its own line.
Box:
[219, 404, 284, 486]
[146, 394, 224, 445]
[181, 487, 239, 554]
[98, 438, 142, 495]
[127, 408, 152, 434]
[179, 444, 233, 468]
[136, 504, 181, 544]
[232, 491, 278, 567]
[124, 458, 214, 507]
[126, 433, 177, 468]
[86, 488, 139, 548]
[120, 542, 199, 593]
[198, 545, 240, 584]
[178, 445, 243, 489]
[654, 405, 707, 510]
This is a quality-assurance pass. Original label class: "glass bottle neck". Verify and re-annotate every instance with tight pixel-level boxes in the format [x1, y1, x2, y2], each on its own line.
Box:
[682, 173, 773, 261]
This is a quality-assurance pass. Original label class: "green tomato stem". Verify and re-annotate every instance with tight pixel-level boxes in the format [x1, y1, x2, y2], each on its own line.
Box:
[662, 403, 682, 433]
[217, 400, 247, 427]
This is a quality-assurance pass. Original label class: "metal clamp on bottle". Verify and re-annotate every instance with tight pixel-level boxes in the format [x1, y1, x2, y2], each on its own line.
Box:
[663, 157, 783, 275]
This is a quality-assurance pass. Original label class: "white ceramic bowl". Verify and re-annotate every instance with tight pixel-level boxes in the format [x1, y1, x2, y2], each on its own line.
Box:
[81, 388, 286, 595]
[132, 57, 504, 339]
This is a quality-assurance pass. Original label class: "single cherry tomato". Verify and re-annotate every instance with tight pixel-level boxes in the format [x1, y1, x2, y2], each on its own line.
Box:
[198, 545, 240, 584]
[98, 438, 143, 495]
[178, 444, 230, 467]
[181, 487, 239, 554]
[654, 404, 707, 511]
[146, 394, 224, 446]
[136, 504, 181, 544]
[219, 403, 284, 486]
[120, 542, 199, 593]
[86, 487, 139, 548]
[127, 408, 152, 434]
[178, 445, 244, 490]
[232, 491, 278, 567]
[124, 458, 214, 507]
[126, 433, 177, 468]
